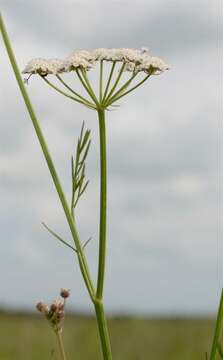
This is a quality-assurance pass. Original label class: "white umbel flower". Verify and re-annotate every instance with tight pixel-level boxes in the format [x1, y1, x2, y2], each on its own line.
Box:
[61, 50, 96, 72]
[23, 47, 169, 76]
[133, 55, 169, 74]
[22, 58, 63, 75]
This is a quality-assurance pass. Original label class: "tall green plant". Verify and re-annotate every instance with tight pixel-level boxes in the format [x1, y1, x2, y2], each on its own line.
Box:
[0, 13, 169, 359]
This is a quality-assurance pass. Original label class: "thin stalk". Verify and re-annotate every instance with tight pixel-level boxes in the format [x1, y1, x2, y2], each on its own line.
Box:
[76, 69, 99, 106]
[108, 72, 152, 106]
[56, 331, 67, 360]
[210, 289, 223, 360]
[104, 72, 137, 107]
[94, 300, 112, 360]
[42, 222, 77, 253]
[80, 69, 100, 107]
[56, 74, 94, 105]
[103, 62, 125, 104]
[96, 109, 107, 299]
[102, 61, 116, 103]
[0, 14, 95, 302]
[41, 76, 96, 110]
[99, 60, 104, 102]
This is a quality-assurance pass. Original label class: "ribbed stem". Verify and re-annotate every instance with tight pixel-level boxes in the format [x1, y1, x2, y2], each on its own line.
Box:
[94, 300, 112, 360]
[96, 109, 107, 299]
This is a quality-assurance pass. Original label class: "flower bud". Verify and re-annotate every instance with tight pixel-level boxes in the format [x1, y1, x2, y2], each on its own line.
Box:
[36, 301, 45, 312]
[60, 288, 70, 299]
[50, 303, 58, 312]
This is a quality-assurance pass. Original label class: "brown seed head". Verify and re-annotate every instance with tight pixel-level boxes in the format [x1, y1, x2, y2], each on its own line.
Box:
[60, 288, 70, 299]
[50, 303, 58, 312]
[36, 301, 45, 313]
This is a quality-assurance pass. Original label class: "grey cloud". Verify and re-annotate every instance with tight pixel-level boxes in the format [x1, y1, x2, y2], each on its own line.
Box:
[1, 0, 222, 56]
[108, 113, 222, 181]
[0, 0, 222, 314]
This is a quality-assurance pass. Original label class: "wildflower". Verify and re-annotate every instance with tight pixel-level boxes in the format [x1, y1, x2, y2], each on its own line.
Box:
[36, 289, 70, 333]
[22, 47, 169, 109]
[60, 288, 70, 299]
[62, 50, 96, 72]
[36, 301, 47, 313]
[23, 48, 169, 76]
[22, 58, 63, 75]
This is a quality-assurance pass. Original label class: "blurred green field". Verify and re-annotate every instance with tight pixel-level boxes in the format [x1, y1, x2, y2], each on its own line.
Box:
[0, 311, 214, 359]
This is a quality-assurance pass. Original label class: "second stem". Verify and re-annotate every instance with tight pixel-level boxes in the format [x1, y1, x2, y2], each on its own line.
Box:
[97, 108, 107, 299]
[95, 108, 113, 360]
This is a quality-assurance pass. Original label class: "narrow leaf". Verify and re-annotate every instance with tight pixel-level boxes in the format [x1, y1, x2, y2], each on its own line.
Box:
[79, 121, 85, 143]
[80, 139, 91, 165]
[80, 129, 90, 149]
[83, 237, 92, 249]
[42, 222, 77, 253]
[80, 180, 89, 196]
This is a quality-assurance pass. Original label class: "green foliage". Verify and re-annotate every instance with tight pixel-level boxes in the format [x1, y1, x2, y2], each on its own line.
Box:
[71, 122, 91, 216]
[209, 290, 223, 360]
[42, 222, 77, 253]
[0, 313, 215, 360]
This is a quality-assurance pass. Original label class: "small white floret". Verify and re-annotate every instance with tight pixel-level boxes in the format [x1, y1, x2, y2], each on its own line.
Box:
[23, 47, 169, 76]
[22, 58, 63, 75]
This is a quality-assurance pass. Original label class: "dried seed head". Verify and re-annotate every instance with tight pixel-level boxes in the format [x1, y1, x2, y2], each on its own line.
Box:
[60, 288, 70, 299]
[50, 302, 58, 312]
[36, 289, 70, 333]
[36, 301, 49, 314]
[36, 301, 45, 312]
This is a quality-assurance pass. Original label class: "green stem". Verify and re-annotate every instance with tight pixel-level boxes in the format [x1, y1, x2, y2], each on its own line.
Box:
[0, 13, 95, 302]
[56, 74, 94, 105]
[94, 300, 112, 360]
[76, 69, 99, 107]
[93, 107, 113, 360]
[99, 60, 104, 102]
[81, 69, 100, 107]
[108, 72, 152, 106]
[96, 109, 107, 299]
[103, 62, 125, 104]
[41, 76, 96, 110]
[102, 61, 116, 103]
[104, 72, 137, 107]
[56, 331, 67, 360]
[210, 289, 223, 360]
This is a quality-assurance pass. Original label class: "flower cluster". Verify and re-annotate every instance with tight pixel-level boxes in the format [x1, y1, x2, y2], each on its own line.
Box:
[23, 58, 64, 76]
[36, 288, 70, 333]
[23, 47, 169, 76]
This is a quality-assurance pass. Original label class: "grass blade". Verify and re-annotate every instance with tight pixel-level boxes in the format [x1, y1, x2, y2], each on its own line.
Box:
[210, 289, 223, 360]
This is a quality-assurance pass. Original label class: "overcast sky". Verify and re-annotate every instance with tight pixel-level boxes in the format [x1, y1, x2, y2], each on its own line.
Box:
[0, 0, 222, 315]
